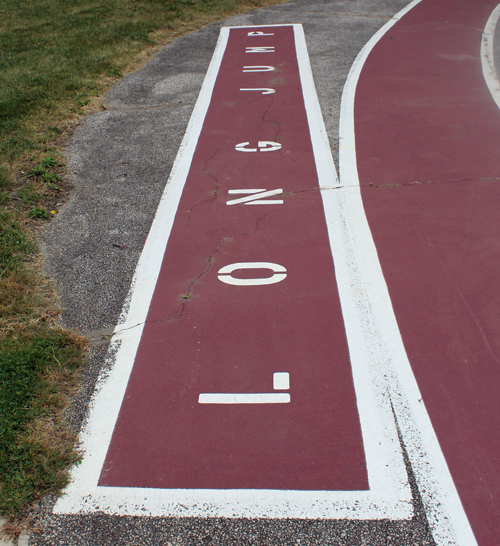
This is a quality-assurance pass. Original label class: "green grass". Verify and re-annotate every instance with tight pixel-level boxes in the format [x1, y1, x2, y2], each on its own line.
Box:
[0, 202, 88, 515]
[0, 0, 280, 163]
[0, 0, 285, 521]
[0, 332, 84, 514]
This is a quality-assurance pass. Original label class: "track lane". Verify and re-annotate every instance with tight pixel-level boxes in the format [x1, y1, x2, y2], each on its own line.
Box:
[356, 1, 500, 544]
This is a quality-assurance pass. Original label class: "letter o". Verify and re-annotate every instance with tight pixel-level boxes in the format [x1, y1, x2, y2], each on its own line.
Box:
[217, 262, 287, 286]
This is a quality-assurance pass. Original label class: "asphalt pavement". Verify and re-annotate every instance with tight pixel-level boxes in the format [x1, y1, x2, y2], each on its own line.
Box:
[34, 0, 500, 544]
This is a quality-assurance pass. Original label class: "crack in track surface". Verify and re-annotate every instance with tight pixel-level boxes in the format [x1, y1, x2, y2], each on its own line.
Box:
[368, 176, 500, 189]
[106, 209, 283, 340]
[186, 148, 223, 229]
[99, 168, 491, 343]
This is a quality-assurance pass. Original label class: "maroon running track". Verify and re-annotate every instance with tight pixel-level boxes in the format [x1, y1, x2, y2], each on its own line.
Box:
[356, 1, 500, 544]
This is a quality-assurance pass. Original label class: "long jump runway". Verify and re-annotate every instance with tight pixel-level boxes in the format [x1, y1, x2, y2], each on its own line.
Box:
[52, 2, 500, 546]
[97, 27, 371, 493]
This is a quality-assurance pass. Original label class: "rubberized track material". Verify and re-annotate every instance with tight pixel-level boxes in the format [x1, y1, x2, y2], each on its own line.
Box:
[356, 1, 500, 545]
[99, 24, 369, 493]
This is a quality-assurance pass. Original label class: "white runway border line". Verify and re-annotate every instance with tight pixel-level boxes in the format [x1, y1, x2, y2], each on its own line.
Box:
[55, 22, 412, 520]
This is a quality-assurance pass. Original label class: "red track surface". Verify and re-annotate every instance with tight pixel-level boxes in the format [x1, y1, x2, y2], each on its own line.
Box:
[99, 26, 368, 491]
[356, 1, 500, 544]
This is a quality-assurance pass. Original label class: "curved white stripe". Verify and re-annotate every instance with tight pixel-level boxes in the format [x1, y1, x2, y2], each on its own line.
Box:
[337, 1, 478, 545]
[481, 2, 500, 108]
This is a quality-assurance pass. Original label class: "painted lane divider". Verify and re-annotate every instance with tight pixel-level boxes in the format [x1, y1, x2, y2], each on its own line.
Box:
[199, 372, 290, 404]
[336, 0, 494, 543]
[54, 24, 411, 521]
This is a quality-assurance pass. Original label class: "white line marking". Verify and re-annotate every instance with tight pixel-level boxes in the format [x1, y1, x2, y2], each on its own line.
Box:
[231, 24, 292, 28]
[273, 372, 289, 390]
[482, 2, 500, 109]
[199, 393, 290, 404]
[53, 24, 233, 515]
[54, 23, 414, 520]
[336, 1, 478, 544]
[294, 20, 411, 518]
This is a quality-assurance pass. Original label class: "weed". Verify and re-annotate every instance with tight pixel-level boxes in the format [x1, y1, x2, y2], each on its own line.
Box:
[0, 211, 33, 274]
[19, 185, 42, 206]
[41, 157, 56, 169]
[0, 167, 11, 188]
[30, 165, 46, 177]
[0, 169, 10, 204]
[0, 330, 88, 515]
[39, 128, 62, 144]
[41, 172, 61, 184]
[28, 207, 48, 219]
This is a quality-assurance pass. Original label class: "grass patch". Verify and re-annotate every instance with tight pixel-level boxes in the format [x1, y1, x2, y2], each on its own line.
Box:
[0, 0, 286, 522]
[0, 331, 86, 515]
[0, 203, 89, 517]
[0, 0, 286, 166]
